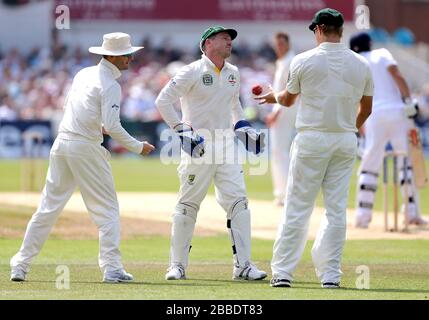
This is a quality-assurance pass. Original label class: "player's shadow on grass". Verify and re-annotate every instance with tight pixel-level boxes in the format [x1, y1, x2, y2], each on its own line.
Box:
[188, 278, 270, 285]
[28, 280, 224, 287]
[334, 287, 429, 294]
[290, 283, 429, 294]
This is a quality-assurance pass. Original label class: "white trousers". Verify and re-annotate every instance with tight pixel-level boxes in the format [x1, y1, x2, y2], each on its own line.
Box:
[169, 140, 252, 268]
[355, 109, 419, 224]
[270, 106, 297, 202]
[10, 138, 123, 274]
[271, 131, 357, 284]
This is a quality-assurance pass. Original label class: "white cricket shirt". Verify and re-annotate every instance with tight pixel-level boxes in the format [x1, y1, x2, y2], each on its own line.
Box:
[58, 58, 143, 154]
[360, 48, 403, 112]
[155, 54, 245, 133]
[287, 42, 373, 132]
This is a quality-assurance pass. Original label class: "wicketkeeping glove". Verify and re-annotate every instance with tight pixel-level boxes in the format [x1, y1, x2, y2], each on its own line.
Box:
[404, 98, 419, 119]
[174, 123, 205, 158]
[234, 120, 265, 155]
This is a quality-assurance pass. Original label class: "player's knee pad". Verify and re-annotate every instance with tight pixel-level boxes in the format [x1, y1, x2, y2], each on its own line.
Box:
[357, 171, 378, 212]
[170, 204, 198, 269]
[173, 202, 199, 221]
[399, 161, 413, 185]
[170, 217, 194, 268]
[227, 198, 249, 220]
[399, 163, 414, 191]
[398, 162, 419, 216]
[226, 198, 251, 267]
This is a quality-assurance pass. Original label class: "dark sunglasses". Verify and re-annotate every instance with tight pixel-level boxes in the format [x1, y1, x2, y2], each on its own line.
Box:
[121, 53, 133, 58]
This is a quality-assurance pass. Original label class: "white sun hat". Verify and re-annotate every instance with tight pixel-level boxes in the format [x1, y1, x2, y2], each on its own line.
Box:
[88, 32, 144, 56]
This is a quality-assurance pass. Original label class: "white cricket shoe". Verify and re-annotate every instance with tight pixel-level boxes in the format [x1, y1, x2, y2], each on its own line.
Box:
[322, 282, 340, 289]
[354, 211, 372, 229]
[103, 269, 134, 283]
[233, 262, 267, 281]
[10, 267, 26, 282]
[165, 264, 186, 280]
[408, 216, 428, 226]
[270, 278, 291, 287]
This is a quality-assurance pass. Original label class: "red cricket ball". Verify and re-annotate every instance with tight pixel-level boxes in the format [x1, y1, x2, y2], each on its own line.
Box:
[252, 85, 263, 96]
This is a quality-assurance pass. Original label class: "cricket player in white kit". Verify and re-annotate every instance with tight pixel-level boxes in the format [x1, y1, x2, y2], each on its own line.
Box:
[350, 32, 428, 228]
[264, 32, 298, 206]
[10, 33, 155, 283]
[256, 9, 373, 288]
[155, 26, 267, 281]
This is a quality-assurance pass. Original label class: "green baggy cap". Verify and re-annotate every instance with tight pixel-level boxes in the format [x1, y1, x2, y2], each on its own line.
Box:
[200, 25, 237, 50]
[309, 8, 344, 31]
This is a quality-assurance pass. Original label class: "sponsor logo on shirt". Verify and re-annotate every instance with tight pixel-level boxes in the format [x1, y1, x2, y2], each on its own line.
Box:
[228, 74, 237, 86]
[202, 74, 213, 86]
[111, 104, 120, 110]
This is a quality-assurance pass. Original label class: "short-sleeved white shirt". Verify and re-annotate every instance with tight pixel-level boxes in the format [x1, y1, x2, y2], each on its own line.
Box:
[360, 48, 403, 112]
[287, 42, 373, 132]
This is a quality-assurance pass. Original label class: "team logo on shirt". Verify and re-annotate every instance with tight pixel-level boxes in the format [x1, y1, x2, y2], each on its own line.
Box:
[111, 104, 120, 110]
[202, 74, 213, 86]
[228, 74, 236, 86]
[187, 174, 196, 185]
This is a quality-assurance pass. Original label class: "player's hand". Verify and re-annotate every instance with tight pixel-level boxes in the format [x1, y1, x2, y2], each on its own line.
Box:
[254, 87, 276, 105]
[174, 123, 205, 158]
[234, 120, 265, 155]
[141, 141, 155, 155]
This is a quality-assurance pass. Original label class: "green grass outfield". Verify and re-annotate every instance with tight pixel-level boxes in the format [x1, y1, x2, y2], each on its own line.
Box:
[1, 157, 429, 213]
[1, 158, 429, 300]
[1, 235, 429, 300]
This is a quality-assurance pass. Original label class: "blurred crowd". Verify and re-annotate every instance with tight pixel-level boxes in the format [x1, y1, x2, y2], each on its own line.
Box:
[1, 36, 429, 132]
[0, 37, 278, 129]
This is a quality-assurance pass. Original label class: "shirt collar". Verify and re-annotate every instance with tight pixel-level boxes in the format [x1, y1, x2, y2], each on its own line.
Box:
[318, 42, 347, 51]
[201, 54, 230, 71]
[99, 58, 122, 79]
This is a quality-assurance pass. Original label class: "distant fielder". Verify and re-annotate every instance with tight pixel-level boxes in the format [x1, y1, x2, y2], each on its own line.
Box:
[10, 33, 155, 283]
[350, 32, 428, 228]
[155, 25, 267, 281]
[264, 32, 298, 206]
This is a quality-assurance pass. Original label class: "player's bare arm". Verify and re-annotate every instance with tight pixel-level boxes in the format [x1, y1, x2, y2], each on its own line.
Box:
[255, 89, 298, 107]
[356, 95, 373, 129]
